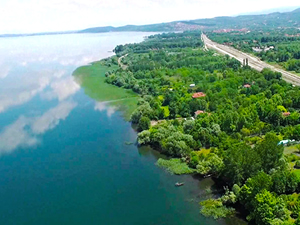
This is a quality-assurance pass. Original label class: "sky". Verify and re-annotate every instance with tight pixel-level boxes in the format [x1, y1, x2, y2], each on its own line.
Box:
[0, 0, 299, 34]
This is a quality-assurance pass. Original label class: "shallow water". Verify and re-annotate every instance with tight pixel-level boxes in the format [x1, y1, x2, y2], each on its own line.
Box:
[0, 32, 246, 225]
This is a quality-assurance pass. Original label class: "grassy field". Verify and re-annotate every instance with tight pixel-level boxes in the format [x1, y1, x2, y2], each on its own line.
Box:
[267, 61, 300, 77]
[156, 158, 196, 175]
[284, 144, 300, 173]
[284, 145, 300, 155]
[73, 61, 138, 120]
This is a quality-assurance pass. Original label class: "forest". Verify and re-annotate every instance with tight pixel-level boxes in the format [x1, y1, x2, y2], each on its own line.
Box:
[102, 31, 300, 224]
[207, 28, 300, 73]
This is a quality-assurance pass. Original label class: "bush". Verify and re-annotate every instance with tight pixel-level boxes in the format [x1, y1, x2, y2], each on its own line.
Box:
[156, 158, 196, 175]
[137, 130, 151, 145]
[200, 199, 235, 219]
[295, 160, 300, 169]
[137, 116, 150, 131]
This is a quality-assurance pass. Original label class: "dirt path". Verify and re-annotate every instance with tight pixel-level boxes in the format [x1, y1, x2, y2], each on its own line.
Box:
[202, 34, 300, 86]
[118, 54, 128, 70]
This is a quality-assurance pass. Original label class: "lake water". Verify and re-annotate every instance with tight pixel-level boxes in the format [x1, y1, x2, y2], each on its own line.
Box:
[0, 32, 245, 225]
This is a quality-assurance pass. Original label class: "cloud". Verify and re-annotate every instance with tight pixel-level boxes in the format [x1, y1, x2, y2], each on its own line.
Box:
[94, 102, 116, 117]
[0, 75, 50, 113]
[0, 101, 77, 154]
[31, 101, 77, 134]
[0, 68, 77, 113]
[50, 77, 80, 101]
[0, 116, 38, 154]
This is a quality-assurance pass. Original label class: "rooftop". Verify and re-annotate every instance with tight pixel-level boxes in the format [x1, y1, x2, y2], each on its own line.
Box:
[192, 92, 206, 98]
[195, 110, 204, 116]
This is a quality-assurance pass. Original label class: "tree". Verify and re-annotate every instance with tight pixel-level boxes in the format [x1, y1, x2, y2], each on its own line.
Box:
[137, 116, 150, 131]
[196, 153, 224, 175]
[223, 143, 261, 185]
[239, 172, 272, 212]
[137, 130, 151, 145]
[254, 133, 284, 173]
[160, 132, 194, 157]
[130, 102, 152, 123]
[251, 190, 289, 225]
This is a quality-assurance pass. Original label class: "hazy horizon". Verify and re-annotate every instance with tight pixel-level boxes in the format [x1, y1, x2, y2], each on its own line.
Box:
[0, 0, 299, 34]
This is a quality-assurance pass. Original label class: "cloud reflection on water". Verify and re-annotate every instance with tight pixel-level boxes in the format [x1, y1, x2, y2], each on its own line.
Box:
[94, 102, 117, 118]
[0, 101, 77, 154]
[0, 73, 50, 113]
[0, 70, 80, 113]
[40, 76, 80, 102]
[0, 116, 38, 154]
[0, 66, 10, 79]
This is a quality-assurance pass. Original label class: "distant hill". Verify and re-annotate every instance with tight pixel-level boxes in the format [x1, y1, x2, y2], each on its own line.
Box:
[79, 22, 207, 33]
[1, 7, 300, 37]
[80, 7, 300, 33]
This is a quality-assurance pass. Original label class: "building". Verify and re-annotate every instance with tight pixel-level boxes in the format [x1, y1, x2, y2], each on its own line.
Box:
[195, 110, 204, 116]
[243, 84, 251, 88]
[283, 112, 291, 117]
[192, 92, 206, 98]
[278, 139, 295, 146]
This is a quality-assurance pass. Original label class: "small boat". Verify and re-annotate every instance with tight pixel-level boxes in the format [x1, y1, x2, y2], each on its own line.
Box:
[204, 174, 212, 178]
[175, 182, 184, 187]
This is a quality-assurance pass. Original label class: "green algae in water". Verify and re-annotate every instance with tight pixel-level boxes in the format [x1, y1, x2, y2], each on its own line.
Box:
[73, 61, 138, 120]
[156, 158, 196, 175]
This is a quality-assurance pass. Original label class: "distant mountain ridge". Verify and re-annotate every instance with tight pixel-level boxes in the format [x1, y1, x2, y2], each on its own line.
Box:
[80, 7, 300, 33]
[1, 7, 300, 37]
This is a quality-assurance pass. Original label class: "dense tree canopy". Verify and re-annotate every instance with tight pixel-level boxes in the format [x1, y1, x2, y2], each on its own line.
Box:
[103, 31, 300, 224]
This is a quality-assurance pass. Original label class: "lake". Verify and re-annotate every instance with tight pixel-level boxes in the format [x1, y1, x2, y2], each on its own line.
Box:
[0, 32, 245, 225]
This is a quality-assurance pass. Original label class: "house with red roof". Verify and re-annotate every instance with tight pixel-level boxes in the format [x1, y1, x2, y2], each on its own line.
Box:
[195, 110, 204, 116]
[192, 92, 206, 98]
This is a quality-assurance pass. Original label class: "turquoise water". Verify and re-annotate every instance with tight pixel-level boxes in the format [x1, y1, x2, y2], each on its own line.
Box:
[0, 33, 245, 225]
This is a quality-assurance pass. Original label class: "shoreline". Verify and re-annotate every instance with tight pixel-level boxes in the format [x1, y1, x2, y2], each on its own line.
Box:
[72, 51, 248, 224]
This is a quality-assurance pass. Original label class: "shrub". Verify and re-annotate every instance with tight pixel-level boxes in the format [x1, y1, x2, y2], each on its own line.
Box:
[137, 116, 150, 131]
[137, 130, 151, 145]
[295, 160, 300, 169]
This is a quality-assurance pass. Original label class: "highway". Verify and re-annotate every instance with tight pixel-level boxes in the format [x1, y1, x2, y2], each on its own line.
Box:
[202, 34, 300, 85]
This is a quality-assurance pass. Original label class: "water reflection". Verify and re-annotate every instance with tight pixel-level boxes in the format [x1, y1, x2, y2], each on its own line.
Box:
[0, 101, 77, 154]
[42, 76, 80, 101]
[94, 102, 116, 118]
[0, 66, 10, 79]
[0, 70, 50, 113]
[0, 116, 38, 154]
[31, 101, 77, 134]
[0, 32, 153, 154]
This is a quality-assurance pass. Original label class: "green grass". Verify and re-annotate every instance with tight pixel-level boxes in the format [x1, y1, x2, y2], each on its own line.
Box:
[284, 145, 299, 155]
[73, 61, 138, 120]
[156, 158, 196, 175]
[200, 199, 235, 219]
[293, 169, 300, 176]
[267, 61, 300, 77]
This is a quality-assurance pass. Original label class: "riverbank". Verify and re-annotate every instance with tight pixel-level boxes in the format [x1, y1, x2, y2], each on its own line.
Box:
[72, 58, 138, 120]
[72, 56, 248, 225]
[84, 31, 300, 224]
